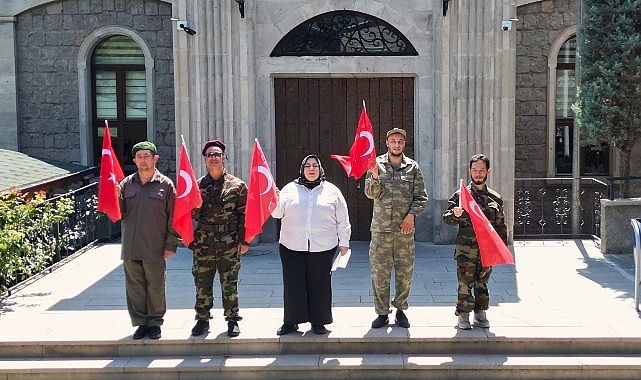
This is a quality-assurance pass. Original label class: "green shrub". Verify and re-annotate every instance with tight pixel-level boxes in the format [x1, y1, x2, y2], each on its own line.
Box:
[0, 188, 74, 292]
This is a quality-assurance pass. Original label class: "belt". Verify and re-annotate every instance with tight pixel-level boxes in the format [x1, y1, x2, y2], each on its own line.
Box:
[198, 224, 238, 232]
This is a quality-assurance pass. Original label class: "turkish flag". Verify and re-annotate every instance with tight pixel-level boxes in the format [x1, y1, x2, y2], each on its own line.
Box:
[459, 180, 514, 266]
[331, 102, 377, 180]
[97, 122, 125, 222]
[172, 140, 202, 247]
[244, 139, 278, 243]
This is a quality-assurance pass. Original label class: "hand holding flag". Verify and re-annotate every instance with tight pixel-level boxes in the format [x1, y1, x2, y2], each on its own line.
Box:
[244, 139, 278, 243]
[331, 100, 377, 180]
[97, 121, 125, 222]
[172, 137, 202, 247]
[459, 179, 514, 266]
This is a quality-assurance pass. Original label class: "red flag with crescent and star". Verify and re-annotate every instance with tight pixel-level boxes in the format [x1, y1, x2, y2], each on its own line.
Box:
[331, 101, 377, 180]
[244, 139, 278, 243]
[97, 121, 125, 222]
[459, 179, 514, 266]
[172, 138, 202, 247]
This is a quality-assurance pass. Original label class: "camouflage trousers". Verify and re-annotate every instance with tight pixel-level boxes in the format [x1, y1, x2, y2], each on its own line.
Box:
[454, 245, 492, 315]
[192, 230, 242, 321]
[369, 231, 415, 315]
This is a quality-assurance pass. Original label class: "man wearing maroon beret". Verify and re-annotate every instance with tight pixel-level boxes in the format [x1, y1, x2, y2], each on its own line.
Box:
[189, 139, 249, 337]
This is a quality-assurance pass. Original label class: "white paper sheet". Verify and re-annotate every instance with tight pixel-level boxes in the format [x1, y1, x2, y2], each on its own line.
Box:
[331, 249, 351, 271]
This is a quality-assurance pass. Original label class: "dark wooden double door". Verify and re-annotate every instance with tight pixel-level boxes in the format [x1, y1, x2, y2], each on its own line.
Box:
[274, 77, 415, 240]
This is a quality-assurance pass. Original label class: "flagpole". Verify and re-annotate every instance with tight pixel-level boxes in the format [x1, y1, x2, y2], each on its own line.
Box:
[459, 178, 463, 208]
[362, 99, 366, 113]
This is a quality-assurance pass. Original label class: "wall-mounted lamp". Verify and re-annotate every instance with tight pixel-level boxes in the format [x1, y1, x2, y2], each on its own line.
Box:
[171, 18, 197, 35]
[235, 0, 245, 18]
[443, 0, 451, 16]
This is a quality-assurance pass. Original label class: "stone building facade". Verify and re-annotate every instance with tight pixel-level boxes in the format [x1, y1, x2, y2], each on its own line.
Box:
[0, 0, 638, 243]
[515, 0, 640, 180]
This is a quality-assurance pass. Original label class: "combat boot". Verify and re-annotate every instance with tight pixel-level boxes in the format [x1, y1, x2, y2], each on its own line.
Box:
[473, 310, 490, 328]
[457, 312, 471, 330]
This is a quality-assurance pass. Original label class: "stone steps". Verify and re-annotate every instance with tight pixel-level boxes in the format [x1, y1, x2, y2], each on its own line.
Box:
[2, 336, 641, 358]
[1, 337, 641, 379]
[2, 354, 641, 379]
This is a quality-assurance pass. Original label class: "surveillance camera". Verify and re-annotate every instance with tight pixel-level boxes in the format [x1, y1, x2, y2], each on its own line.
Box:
[501, 20, 512, 31]
[502, 25, 509, 31]
[180, 24, 197, 36]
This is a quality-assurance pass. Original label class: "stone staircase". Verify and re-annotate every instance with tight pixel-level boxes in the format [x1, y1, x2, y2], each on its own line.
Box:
[2, 334, 641, 379]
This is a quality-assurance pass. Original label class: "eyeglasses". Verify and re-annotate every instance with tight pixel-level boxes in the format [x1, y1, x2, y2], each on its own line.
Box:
[205, 152, 224, 158]
[303, 164, 320, 169]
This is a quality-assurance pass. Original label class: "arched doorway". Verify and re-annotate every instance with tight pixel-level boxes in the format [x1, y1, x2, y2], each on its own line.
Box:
[91, 35, 148, 174]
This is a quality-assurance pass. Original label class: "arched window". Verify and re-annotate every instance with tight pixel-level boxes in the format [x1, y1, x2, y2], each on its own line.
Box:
[552, 35, 609, 176]
[271, 10, 417, 56]
[92, 35, 147, 173]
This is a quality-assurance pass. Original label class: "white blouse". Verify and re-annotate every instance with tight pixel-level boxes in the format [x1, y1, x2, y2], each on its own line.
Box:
[271, 180, 351, 252]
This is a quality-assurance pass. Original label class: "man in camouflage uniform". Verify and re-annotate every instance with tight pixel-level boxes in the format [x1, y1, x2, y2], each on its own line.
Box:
[442, 153, 507, 330]
[189, 140, 249, 337]
[364, 128, 428, 329]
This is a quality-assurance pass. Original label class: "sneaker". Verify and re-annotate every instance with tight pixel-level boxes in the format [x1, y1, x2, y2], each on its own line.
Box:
[147, 326, 161, 339]
[473, 310, 490, 328]
[191, 320, 210, 336]
[132, 325, 147, 340]
[276, 324, 299, 335]
[395, 310, 410, 328]
[371, 315, 389, 329]
[457, 312, 471, 330]
[227, 320, 240, 337]
[312, 325, 327, 335]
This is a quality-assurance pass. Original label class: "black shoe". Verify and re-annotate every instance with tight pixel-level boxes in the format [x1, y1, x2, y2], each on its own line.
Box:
[191, 320, 210, 336]
[395, 310, 410, 328]
[312, 325, 327, 335]
[371, 315, 389, 329]
[227, 321, 240, 337]
[147, 326, 161, 340]
[133, 325, 147, 340]
[276, 324, 299, 335]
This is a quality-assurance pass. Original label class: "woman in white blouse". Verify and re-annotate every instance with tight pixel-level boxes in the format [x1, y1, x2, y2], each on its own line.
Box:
[271, 154, 351, 335]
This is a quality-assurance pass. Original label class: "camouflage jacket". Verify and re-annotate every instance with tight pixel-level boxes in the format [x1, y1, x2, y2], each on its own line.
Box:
[442, 183, 508, 248]
[193, 171, 248, 243]
[364, 153, 428, 233]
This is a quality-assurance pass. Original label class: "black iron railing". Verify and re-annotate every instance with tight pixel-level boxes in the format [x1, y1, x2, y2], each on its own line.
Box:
[2, 182, 120, 294]
[514, 178, 608, 239]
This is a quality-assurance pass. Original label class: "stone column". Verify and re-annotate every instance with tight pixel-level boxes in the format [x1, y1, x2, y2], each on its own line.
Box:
[434, 0, 516, 243]
[0, 16, 18, 150]
[173, 0, 252, 177]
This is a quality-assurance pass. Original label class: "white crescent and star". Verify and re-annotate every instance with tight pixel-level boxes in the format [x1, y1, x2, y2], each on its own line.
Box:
[102, 149, 118, 184]
[358, 131, 374, 157]
[257, 166, 273, 195]
[177, 170, 194, 199]
[467, 199, 496, 232]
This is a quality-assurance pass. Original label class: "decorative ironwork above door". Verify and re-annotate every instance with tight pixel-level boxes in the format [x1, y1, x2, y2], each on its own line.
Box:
[271, 10, 418, 56]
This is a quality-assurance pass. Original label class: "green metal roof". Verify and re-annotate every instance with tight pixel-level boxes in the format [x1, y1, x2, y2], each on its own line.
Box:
[0, 149, 96, 192]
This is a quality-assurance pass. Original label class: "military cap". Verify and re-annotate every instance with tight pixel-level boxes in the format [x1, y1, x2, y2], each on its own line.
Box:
[131, 141, 157, 156]
[201, 140, 226, 156]
[386, 128, 406, 139]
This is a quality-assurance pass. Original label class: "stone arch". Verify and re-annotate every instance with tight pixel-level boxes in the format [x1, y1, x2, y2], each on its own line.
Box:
[77, 26, 155, 166]
[270, 10, 418, 56]
[268, 3, 423, 56]
[546, 26, 577, 176]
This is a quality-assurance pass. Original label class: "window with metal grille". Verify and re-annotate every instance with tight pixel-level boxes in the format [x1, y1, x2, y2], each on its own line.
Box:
[271, 10, 417, 56]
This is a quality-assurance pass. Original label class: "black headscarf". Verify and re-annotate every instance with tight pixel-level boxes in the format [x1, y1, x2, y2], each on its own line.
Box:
[295, 154, 326, 189]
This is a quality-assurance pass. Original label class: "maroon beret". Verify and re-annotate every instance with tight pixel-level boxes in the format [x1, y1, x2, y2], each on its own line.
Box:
[201, 140, 226, 156]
